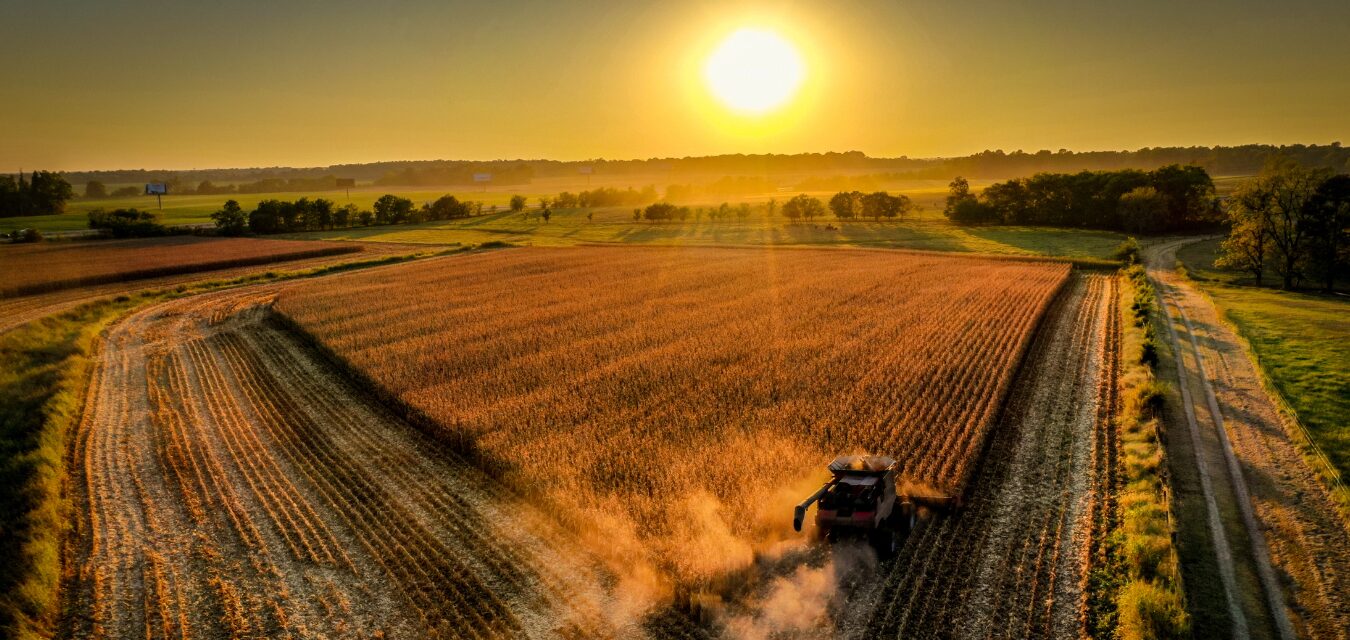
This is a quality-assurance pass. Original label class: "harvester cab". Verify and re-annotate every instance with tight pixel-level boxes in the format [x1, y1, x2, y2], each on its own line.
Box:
[793, 455, 948, 557]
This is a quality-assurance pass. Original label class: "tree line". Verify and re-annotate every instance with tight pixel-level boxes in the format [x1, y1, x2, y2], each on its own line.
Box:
[80, 175, 355, 199]
[942, 165, 1220, 233]
[0, 171, 74, 217]
[212, 194, 487, 236]
[550, 186, 658, 209]
[1217, 160, 1349, 291]
[58, 144, 1350, 189]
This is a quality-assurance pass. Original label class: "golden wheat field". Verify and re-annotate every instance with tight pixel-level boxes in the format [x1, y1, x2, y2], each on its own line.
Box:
[274, 246, 1070, 584]
[0, 236, 362, 297]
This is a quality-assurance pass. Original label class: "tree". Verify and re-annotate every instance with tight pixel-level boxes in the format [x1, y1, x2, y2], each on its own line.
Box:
[1150, 164, 1218, 230]
[829, 191, 861, 220]
[311, 198, 334, 230]
[537, 197, 551, 212]
[863, 191, 910, 221]
[249, 199, 291, 234]
[767, 198, 777, 217]
[736, 203, 751, 219]
[85, 180, 107, 198]
[980, 179, 1029, 224]
[1117, 187, 1169, 234]
[111, 186, 140, 197]
[643, 202, 679, 221]
[510, 194, 527, 213]
[374, 194, 414, 225]
[1217, 204, 1269, 285]
[334, 203, 357, 228]
[429, 194, 470, 220]
[948, 198, 997, 224]
[28, 171, 74, 215]
[1248, 159, 1328, 289]
[782, 194, 823, 222]
[211, 200, 248, 236]
[944, 176, 976, 221]
[541, 207, 551, 223]
[1303, 174, 1350, 292]
[0, 171, 73, 217]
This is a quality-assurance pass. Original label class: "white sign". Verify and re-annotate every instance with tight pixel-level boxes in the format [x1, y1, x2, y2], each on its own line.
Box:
[145, 183, 168, 195]
[578, 166, 594, 175]
[472, 173, 492, 183]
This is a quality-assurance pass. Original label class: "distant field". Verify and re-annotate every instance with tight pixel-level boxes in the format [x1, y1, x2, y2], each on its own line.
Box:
[1176, 238, 1350, 479]
[284, 204, 1126, 260]
[0, 236, 361, 297]
[0, 188, 547, 233]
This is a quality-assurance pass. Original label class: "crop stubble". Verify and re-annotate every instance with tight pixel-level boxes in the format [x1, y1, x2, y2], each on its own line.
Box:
[64, 287, 617, 638]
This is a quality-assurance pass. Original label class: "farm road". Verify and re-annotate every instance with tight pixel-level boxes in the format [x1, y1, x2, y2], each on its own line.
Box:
[1145, 238, 1350, 640]
[847, 272, 1117, 639]
[61, 282, 624, 639]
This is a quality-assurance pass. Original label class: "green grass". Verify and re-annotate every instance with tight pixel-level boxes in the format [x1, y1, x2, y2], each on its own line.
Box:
[278, 204, 1126, 261]
[0, 296, 144, 639]
[1176, 239, 1350, 483]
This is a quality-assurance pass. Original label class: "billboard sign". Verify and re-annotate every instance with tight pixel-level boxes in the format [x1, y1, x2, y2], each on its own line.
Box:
[578, 166, 594, 175]
[472, 173, 493, 183]
[335, 178, 356, 188]
[145, 183, 168, 195]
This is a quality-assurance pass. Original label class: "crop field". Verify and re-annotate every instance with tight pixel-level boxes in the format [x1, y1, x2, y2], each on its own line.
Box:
[0, 236, 362, 298]
[0, 241, 444, 337]
[274, 247, 1070, 583]
[53, 245, 1133, 639]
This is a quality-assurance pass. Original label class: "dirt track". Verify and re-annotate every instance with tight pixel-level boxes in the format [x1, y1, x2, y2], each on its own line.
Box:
[1146, 239, 1350, 640]
[846, 272, 1117, 639]
[62, 283, 623, 639]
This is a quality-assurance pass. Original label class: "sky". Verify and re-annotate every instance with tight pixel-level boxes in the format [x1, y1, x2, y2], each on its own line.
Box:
[2, 0, 1348, 171]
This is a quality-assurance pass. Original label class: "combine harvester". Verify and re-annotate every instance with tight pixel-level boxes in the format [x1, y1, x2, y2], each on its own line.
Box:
[793, 455, 957, 557]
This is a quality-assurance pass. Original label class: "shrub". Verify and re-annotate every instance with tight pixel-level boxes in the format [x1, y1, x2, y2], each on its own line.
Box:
[1115, 237, 1142, 264]
[87, 208, 167, 238]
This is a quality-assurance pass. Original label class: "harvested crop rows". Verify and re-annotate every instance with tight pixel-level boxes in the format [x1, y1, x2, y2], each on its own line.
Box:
[64, 286, 619, 639]
[0, 236, 362, 298]
[275, 246, 1070, 585]
[849, 272, 1119, 639]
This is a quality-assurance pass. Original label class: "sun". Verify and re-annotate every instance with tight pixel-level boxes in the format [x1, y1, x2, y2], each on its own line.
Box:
[704, 28, 805, 115]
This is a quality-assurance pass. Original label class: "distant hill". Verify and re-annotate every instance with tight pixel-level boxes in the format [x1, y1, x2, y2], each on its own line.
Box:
[58, 143, 1349, 187]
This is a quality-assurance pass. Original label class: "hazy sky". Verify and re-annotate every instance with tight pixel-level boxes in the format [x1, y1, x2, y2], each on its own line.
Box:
[3, 0, 1348, 170]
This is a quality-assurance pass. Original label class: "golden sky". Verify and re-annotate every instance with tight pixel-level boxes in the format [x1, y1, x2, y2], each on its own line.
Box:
[3, 0, 1348, 170]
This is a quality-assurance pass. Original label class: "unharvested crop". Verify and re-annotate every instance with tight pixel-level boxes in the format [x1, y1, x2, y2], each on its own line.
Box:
[276, 246, 1070, 585]
[0, 236, 361, 298]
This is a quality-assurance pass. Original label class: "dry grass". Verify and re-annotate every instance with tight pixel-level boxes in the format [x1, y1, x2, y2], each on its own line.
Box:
[276, 246, 1070, 585]
[0, 236, 361, 298]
